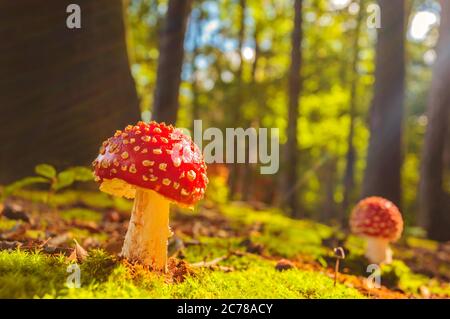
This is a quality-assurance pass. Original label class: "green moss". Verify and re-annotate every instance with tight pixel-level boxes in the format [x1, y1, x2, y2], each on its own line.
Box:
[0, 250, 67, 298]
[405, 237, 438, 251]
[181, 237, 242, 263]
[381, 260, 450, 296]
[25, 230, 46, 240]
[344, 235, 366, 256]
[0, 199, 447, 299]
[60, 208, 102, 222]
[220, 204, 333, 258]
[67, 228, 109, 243]
[80, 249, 117, 283]
[0, 249, 364, 299]
[178, 267, 363, 298]
[0, 217, 20, 231]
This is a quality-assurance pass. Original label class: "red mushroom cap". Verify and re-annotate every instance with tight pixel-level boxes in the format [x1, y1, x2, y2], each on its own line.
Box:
[92, 121, 208, 207]
[349, 196, 403, 241]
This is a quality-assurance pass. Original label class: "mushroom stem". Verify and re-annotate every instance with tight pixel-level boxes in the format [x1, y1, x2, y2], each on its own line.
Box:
[365, 236, 392, 264]
[121, 188, 170, 271]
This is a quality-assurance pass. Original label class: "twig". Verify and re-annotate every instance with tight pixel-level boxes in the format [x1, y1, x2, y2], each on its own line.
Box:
[191, 250, 243, 268]
[191, 255, 229, 268]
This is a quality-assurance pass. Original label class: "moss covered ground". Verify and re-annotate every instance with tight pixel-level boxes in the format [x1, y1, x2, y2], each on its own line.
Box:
[0, 188, 449, 299]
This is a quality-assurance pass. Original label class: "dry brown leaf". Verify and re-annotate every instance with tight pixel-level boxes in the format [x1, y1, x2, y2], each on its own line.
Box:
[68, 239, 89, 262]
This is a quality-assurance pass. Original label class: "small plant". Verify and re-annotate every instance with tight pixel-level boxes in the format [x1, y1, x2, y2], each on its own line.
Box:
[0, 164, 93, 205]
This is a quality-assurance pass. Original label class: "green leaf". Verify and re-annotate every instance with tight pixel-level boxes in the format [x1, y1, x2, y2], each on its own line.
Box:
[63, 166, 94, 182]
[2, 176, 50, 199]
[53, 171, 75, 191]
[35, 164, 57, 179]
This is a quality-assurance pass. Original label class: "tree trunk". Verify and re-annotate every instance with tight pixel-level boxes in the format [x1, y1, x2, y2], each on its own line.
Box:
[228, 0, 247, 200]
[0, 0, 140, 183]
[342, 0, 365, 220]
[419, 0, 450, 241]
[151, 0, 192, 124]
[320, 157, 337, 223]
[241, 24, 260, 202]
[362, 0, 405, 208]
[284, 0, 303, 217]
[190, 6, 203, 132]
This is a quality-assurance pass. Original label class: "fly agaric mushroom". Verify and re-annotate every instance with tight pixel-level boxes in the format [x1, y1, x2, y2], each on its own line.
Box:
[349, 197, 403, 264]
[92, 121, 208, 271]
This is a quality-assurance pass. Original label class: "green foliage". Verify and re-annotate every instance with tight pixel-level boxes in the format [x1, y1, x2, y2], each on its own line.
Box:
[12, 189, 132, 213]
[34, 164, 93, 192]
[35, 164, 57, 179]
[65, 167, 95, 182]
[54, 171, 75, 191]
[1, 164, 93, 204]
[0, 176, 49, 202]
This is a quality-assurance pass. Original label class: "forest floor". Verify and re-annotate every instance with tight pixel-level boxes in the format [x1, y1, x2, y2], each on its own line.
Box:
[0, 188, 449, 299]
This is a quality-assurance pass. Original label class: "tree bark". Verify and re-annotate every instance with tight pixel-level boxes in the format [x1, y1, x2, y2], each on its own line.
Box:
[419, 0, 450, 241]
[241, 23, 260, 202]
[228, 0, 247, 200]
[151, 0, 192, 124]
[0, 0, 140, 183]
[342, 0, 365, 220]
[320, 157, 337, 223]
[284, 0, 303, 217]
[362, 0, 405, 207]
[189, 5, 203, 132]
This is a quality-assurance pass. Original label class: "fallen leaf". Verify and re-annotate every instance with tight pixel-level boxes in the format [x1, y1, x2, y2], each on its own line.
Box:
[68, 239, 89, 262]
[1, 203, 31, 223]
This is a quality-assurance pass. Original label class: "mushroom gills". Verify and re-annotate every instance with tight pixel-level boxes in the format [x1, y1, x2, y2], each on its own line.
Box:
[365, 236, 393, 264]
[121, 188, 170, 271]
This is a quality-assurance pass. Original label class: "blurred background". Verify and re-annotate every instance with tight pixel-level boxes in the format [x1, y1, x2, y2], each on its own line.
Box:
[0, 0, 449, 241]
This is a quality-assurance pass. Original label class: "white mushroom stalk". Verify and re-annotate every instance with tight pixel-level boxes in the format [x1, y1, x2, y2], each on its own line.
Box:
[121, 188, 171, 271]
[365, 236, 393, 264]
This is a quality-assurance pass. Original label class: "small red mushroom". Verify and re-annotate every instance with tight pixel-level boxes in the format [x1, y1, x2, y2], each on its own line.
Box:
[349, 196, 403, 264]
[92, 121, 208, 271]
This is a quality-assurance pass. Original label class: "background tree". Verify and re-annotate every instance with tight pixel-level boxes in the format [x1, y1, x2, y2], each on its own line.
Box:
[419, 0, 450, 241]
[284, 0, 304, 217]
[227, 0, 247, 199]
[151, 0, 192, 124]
[188, 2, 205, 132]
[362, 0, 406, 207]
[0, 0, 140, 183]
[241, 20, 261, 202]
[342, 0, 365, 220]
